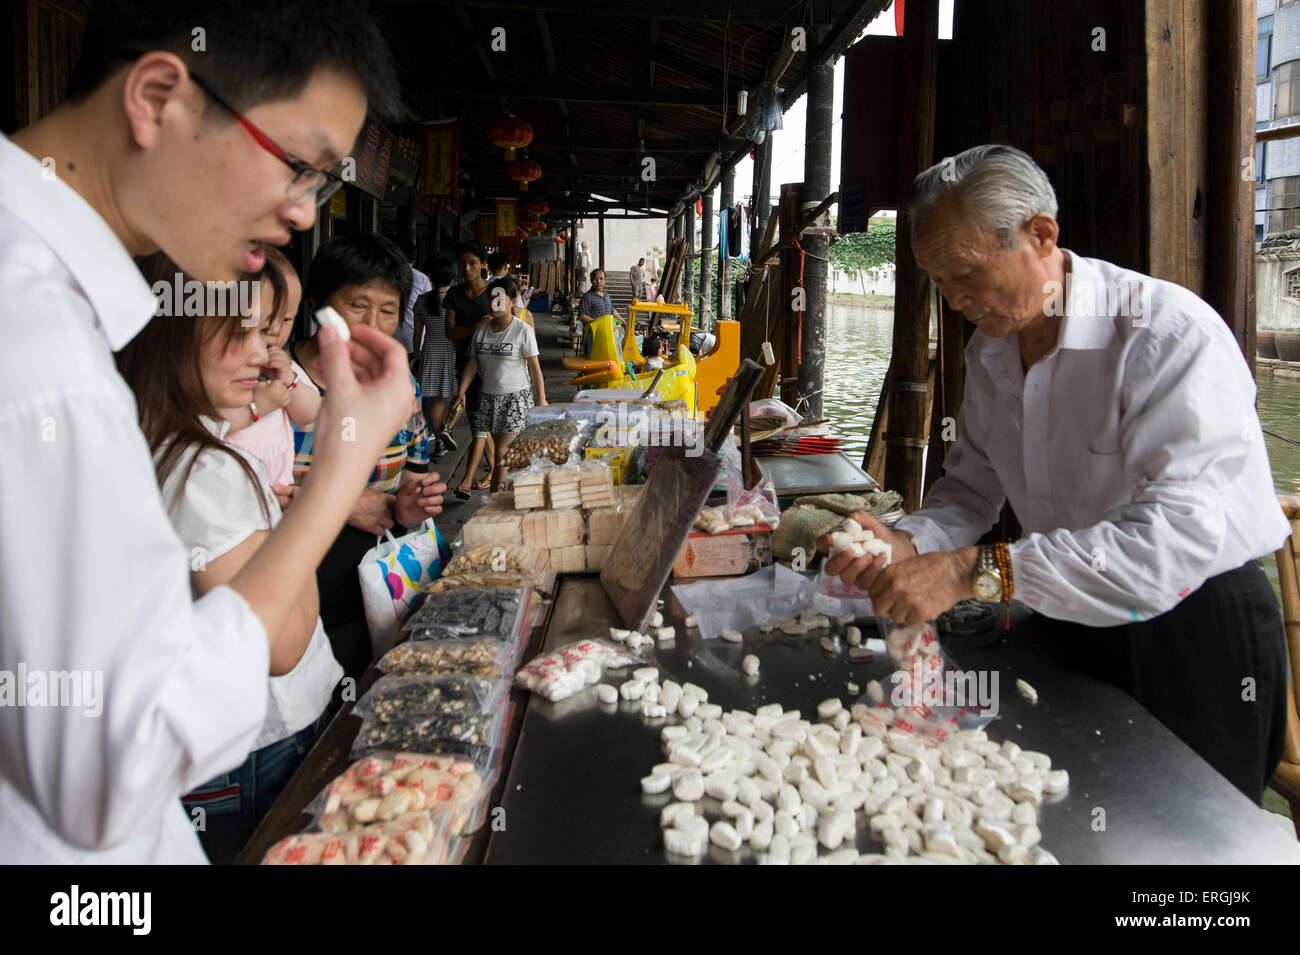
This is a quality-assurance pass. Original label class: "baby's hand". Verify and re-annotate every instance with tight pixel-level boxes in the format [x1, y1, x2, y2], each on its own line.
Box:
[254, 377, 292, 412]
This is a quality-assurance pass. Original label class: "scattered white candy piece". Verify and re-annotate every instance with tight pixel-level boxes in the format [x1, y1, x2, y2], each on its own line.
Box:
[641, 773, 671, 794]
[1042, 769, 1070, 794]
[817, 698, 843, 720]
[681, 682, 708, 702]
[846, 626, 862, 646]
[673, 770, 705, 801]
[652, 611, 664, 628]
[314, 305, 351, 341]
[643, 702, 668, 719]
[633, 667, 659, 684]
[656, 626, 676, 642]
[596, 684, 618, 705]
[837, 613, 855, 626]
[710, 820, 742, 851]
[866, 680, 884, 704]
[719, 628, 743, 644]
[846, 682, 860, 696]
[742, 654, 760, 676]
[684, 614, 698, 628]
[1016, 679, 1039, 704]
[619, 680, 644, 702]
[609, 628, 630, 643]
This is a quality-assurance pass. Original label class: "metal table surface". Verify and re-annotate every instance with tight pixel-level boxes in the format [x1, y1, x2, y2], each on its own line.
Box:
[756, 452, 879, 504]
[484, 578, 1300, 865]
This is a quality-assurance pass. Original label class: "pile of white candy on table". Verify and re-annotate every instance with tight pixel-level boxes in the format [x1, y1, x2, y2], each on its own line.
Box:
[615, 615, 1067, 865]
[641, 694, 1067, 865]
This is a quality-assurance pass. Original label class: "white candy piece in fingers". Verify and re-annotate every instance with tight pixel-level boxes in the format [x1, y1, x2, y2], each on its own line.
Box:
[314, 305, 351, 341]
[742, 654, 760, 676]
[1016, 679, 1039, 704]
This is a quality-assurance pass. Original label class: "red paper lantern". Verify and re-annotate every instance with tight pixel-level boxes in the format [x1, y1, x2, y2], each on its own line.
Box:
[486, 114, 534, 160]
[520, 216, 546, 233]
[554, 235, 565, 245]
[506, 159, 543, 192]
[524, 198, 550, 215]
[695, 197, 703, 216]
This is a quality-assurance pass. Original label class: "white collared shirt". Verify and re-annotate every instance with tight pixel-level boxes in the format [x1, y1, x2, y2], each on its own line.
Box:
[159, 417, 342, 750]
[895, 251, 1290, 627]
[0, 133, 270, 862]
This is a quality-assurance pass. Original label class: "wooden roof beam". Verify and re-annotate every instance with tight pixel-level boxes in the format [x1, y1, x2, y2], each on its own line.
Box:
[421, 0, 812, 26]
[431, 85, 725, 107]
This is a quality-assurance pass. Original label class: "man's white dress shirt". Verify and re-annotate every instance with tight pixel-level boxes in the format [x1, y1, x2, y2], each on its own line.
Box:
[895, 251, 1289, 627]
[0, 134, 269, 862]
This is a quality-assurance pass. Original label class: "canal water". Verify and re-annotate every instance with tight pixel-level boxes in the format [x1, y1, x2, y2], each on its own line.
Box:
[820, 299, 1300, 594]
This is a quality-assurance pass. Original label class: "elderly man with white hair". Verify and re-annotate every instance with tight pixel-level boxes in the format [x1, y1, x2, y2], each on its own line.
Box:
[824, 144, 1289, 803]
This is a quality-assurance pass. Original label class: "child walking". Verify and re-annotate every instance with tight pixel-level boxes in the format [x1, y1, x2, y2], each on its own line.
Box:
[454, 277, 547, 496]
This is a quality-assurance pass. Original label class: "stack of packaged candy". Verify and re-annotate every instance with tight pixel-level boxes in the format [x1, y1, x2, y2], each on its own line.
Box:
[262, 578, 544, 865]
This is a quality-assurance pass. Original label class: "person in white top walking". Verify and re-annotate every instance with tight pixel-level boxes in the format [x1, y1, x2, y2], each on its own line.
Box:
[823, 144, 1290, 803]
[119, 254, 343, 863]
[630, 257, 648, 300]
[455, 278, 547, 494]
[0, 1, 413, 863]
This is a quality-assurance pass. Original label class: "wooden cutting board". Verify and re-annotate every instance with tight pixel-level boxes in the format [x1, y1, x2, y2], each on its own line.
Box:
[600, 359, 765, 631]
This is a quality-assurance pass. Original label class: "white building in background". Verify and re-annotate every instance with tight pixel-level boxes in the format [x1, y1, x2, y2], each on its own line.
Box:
[831, 261, 895, 296]
[574, 216, 664, 290]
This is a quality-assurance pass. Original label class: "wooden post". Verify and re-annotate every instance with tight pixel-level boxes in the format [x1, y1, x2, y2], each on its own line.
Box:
[1205, 0, 1255, 367]
[752, 138, 773, 252]
[720, 164, 734, 320]
[701, 191, 714, 328]
[778, 184, 802, 409]
[598, 211, 606, 272]
[798, 29, 834, 421]
[685, 204, 696, 318]
[925, 301, 966, 495]
[883, 0, 939, 512]
[1145, 0, 1208, 300]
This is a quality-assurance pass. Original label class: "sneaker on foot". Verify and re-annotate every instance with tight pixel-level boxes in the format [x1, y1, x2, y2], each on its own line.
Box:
[439, 428, 458, 452]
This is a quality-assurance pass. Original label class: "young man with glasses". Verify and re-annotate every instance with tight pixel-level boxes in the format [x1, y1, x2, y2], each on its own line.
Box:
[0, 1, 421, 863]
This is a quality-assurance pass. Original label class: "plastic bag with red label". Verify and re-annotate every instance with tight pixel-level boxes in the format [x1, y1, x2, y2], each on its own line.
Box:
[514, 638, 646, 702]
[866, 619, 999, 741]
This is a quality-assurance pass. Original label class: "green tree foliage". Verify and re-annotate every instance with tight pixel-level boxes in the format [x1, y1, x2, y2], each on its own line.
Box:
[828, 219, 896, 274]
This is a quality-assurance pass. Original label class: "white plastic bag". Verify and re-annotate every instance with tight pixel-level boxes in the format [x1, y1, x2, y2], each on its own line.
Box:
[358, 520, 452, 658]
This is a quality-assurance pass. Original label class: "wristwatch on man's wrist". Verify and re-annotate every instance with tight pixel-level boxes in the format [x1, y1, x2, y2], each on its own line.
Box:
[972, 545, 1003, 603]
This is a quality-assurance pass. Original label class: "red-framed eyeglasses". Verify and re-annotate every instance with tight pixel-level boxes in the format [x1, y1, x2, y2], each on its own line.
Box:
[187, 71, 346, 208]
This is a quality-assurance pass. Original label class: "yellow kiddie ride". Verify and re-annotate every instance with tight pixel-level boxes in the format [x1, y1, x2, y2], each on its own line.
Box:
[562, 301, 740, 418]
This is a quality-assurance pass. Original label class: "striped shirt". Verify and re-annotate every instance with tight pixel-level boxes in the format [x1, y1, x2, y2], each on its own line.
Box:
[291, 371, 430, 492]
